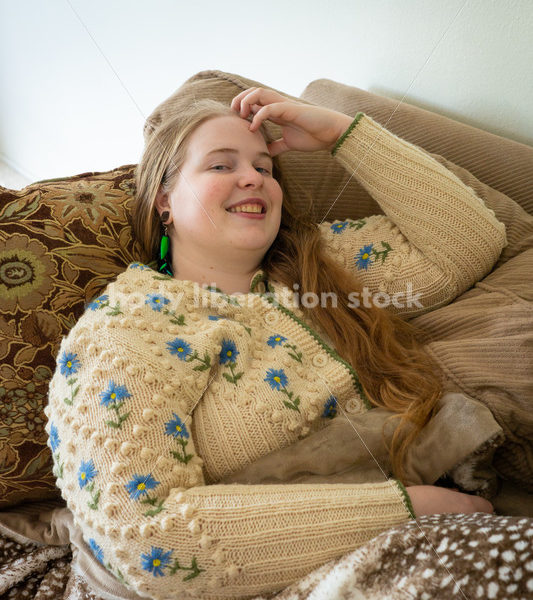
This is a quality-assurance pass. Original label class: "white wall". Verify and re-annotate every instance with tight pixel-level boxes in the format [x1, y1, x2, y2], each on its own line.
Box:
[0, 0, 531, 185]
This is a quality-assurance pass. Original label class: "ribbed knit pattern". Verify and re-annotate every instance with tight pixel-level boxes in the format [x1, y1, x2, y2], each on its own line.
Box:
[322, 115, 507, 317]
[45, 115, 507, 600]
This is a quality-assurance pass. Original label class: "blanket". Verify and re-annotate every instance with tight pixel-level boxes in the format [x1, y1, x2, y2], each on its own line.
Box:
[1, 506, 533, 600]
[222, 391, 505, 494]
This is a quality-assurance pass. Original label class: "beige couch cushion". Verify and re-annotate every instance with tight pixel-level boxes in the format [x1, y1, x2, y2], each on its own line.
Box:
[302, 78, 533, 216]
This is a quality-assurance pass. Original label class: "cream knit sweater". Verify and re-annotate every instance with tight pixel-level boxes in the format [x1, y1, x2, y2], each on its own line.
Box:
[45, 114, 507, 600]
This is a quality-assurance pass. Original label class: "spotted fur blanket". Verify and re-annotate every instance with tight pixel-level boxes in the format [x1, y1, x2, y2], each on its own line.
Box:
[1, 510, 533, 600]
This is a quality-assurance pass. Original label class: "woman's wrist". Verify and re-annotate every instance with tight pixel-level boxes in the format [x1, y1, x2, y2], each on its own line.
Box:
[406, 485, 494, 517]
[336, 113, 357, 140]
[331, 112, 365, 155]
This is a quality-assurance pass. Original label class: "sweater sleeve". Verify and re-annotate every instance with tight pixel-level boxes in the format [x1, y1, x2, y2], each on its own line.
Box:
[319, 113, 508, 318]
[45, 306, 412, 600]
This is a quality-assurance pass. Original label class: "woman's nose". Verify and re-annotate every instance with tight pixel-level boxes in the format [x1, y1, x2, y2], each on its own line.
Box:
[238, 165, 263, 187]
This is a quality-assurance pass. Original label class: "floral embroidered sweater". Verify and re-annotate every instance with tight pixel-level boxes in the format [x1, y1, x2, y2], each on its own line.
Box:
[45, 114, 507, 600]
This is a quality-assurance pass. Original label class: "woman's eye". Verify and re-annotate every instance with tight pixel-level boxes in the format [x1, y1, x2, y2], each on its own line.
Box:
[256, 167, 271, 174]
[211, 165, 229, 171]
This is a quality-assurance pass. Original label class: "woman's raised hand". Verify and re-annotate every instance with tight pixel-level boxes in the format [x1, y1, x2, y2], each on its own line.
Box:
[406, 485, 495, 517]
[231, 87, 353, 157]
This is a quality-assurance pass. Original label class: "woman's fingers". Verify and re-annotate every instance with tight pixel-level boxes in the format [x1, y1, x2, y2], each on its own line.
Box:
[406, 485, 495, 517]
[231, 87, 290, 118]
[230, 87, 259, 112]
[230, 87, 352, 154]
[248, 102, 295, 131]
[473, 495, 495, 514]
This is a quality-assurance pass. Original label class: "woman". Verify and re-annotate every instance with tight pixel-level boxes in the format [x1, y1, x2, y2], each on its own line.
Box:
[45, 87, 504, 599]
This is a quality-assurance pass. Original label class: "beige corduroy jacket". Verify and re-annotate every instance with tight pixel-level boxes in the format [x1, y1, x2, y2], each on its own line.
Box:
[45, 114, 507, 600]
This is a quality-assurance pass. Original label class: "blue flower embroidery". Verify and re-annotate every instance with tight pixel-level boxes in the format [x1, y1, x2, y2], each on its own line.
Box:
[267, 335, 302, 362]
[100, 381, 131, 407]
[141, 547, 173, 577]
[322, 395, 338, 419]
[208, 315, 222, 321]
[219, 339, 238, 364]
[355, 244, 374, 270]
[267, 334, 287, 348]
[49, 423, 64, 478]
[165, 413, 189, 439]
[165, 414, 192, 465]
[219, 339, 243, 384]
[49, 423, 61, 452]
[125, 474, 160, 501]
[130, 262, 150, 271]
[89, 538, 104, 565]
[78, 459, 97, 489]
[58, 352, 80, 376]
[125, 474, 165, 516]
[264, 368, 288, 391]
[166, 338, 210, 371]
[100, 381, 131, 429]
[145, 293, 171, 312]
[59, 351, 81, 406]
[166, 338, 192, 360]
[87, 294, 109, 310]
[264, 368, 300, 412]
[331, 221, 348, 234]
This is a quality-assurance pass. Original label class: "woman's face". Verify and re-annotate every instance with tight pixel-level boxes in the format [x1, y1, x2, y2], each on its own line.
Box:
[160, 115, 283, 271]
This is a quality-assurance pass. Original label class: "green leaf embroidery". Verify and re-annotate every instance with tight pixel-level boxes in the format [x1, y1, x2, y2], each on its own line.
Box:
[170, 438, 193, 465]
[63, 378, 79, 405]
[169, 556, 205, 581]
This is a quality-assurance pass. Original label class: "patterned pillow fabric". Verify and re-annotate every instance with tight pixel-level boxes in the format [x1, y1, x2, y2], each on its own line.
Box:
[0, 166, 140, 508]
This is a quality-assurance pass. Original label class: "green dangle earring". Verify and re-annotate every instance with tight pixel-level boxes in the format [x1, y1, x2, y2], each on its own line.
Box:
[158, 211, 173, 276]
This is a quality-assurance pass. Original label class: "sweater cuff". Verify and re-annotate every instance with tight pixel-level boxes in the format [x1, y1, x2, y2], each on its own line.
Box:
[394, 479, 416, 519]
[331, 112, 365, 156]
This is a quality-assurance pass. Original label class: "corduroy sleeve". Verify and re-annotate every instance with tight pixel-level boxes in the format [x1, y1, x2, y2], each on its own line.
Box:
[45, 304, 412, 600]
[319, 113, 508, 318]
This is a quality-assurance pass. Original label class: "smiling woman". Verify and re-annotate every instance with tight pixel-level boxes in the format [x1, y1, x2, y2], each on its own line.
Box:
[43, 87, 506, 599]
[151, 113, 284, 294]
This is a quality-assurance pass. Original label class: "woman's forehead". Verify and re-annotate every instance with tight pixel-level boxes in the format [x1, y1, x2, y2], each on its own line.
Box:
[188, 115, 268, 154]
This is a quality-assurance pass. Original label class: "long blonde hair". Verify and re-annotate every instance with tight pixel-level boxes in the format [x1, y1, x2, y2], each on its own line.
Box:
[132, 99, 444, 484]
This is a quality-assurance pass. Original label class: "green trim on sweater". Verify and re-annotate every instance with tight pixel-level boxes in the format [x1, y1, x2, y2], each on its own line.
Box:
[331, 112, 365, 156]
[260, 288, 371, 410]
[395, 479, 416, 519]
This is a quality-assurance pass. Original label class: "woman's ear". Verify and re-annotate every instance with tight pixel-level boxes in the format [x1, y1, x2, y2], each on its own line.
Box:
[154, 186, 171, 216]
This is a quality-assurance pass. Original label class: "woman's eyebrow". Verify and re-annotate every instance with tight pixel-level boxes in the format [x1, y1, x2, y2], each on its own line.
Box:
[206, 148, 272, 161]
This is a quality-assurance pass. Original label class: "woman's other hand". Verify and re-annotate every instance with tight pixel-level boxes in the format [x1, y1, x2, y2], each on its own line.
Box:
[406, 485, 495, 517]
[231, 87, 353, 156]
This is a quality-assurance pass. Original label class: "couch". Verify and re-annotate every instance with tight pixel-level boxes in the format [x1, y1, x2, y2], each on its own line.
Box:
[0, 70, 532, 599]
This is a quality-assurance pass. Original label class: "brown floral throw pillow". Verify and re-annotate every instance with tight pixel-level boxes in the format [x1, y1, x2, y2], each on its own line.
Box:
[0, 165, 140, 508]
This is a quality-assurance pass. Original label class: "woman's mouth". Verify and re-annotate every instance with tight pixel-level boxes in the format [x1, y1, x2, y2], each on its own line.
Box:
[226, 203, 266, 218]
[227, 203, 265, 214]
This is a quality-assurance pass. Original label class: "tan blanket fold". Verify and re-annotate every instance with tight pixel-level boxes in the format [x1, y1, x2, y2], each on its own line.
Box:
[222, 391, 503, 496]
[412, 248, 533, 492]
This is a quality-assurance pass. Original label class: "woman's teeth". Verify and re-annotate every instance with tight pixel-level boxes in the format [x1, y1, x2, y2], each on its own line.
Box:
[227, 204, 264, 213]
